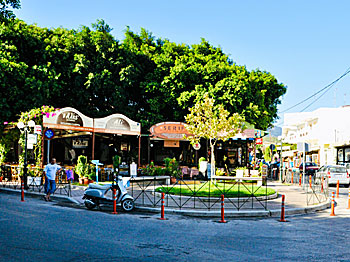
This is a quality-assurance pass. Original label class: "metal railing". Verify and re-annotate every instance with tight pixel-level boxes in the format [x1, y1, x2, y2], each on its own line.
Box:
[0, 165, 72, 197]
[282, 168, 329, 206]
[129, 176, 270, 211]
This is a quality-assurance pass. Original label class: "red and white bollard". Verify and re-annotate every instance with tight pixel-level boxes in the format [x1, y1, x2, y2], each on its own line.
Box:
[112, 188, 117, 214]
[321, 176, 324, 193]
[330, 191, 336, 216]
[299, 173, 302, 186]
[21, 180, 24, 202]
[336, 180, 340, 198]
[219, 195, 227, 223]
[347, 188, 350, 210]
[158, 193, 166, 220]
[291, 172, 294, 184]
[279, 194, 287, 222]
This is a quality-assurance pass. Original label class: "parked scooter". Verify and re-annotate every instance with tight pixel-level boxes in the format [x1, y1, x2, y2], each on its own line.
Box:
[83, 174, 134, 212]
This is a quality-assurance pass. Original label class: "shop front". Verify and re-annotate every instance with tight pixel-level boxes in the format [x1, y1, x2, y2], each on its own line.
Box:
[148, 122, 207, 167]
[43, 107, 141, 167]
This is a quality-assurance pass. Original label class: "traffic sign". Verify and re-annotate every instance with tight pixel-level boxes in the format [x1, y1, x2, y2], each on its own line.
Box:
[44, 129, 55, 140]
[256, 138, 263, 145]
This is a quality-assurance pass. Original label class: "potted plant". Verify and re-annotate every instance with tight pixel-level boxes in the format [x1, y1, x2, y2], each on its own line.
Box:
[164, 158, 180, 184]
[75, 155, 89, 184]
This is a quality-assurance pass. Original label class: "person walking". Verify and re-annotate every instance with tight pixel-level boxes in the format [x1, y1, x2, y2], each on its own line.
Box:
[43, 158, 61, 201]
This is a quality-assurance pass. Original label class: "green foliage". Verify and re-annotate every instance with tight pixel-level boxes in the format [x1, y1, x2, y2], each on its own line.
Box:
[0, 0, 20, 21]
[112, 155, 121, 170]
[0, 20, 286, 134]
[263, 147, 272, 163]
[75, 155, 89, 178]
[185, 93, 245, 177]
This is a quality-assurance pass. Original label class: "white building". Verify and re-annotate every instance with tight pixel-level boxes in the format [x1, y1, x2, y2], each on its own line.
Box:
[282, 106, 350, 166]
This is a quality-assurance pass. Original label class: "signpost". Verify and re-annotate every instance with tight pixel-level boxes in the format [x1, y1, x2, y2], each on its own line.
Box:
[91, 160, 103, 183]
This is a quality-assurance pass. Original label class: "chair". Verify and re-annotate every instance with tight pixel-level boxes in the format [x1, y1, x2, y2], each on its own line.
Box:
[181, 166, 190, 179]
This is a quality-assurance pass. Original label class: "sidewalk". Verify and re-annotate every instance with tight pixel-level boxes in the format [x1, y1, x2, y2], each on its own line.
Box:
[0, 181, 330, 218]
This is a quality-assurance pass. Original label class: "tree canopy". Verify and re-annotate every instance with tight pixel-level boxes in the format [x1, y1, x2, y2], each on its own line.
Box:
[0, 18, 286, 133]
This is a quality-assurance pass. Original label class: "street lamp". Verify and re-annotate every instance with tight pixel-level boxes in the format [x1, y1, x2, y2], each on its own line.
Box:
[17, 120, 35, 189]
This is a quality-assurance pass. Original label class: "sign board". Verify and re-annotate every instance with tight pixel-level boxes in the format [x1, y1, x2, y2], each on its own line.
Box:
[130, 162, 137, 177]
[269, 144, 276, 151]
[72, 138, 89, 148]
[256, 138, 263, 145]
[297, 142, 310, 152]
[193, 143, 201, 150]
[164, 140, 179, 147]
[34, 125, 42, 135]
[27, 143, 34, 150]
[94, 114, 141, 135]
[150, 122, 191, 140]
[43, 107, 94, 132]
[28, 134, 38, 144]
[44, 129, 55, 140]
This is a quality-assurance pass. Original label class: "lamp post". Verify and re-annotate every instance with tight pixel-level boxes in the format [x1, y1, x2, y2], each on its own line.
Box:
[17, 120, 35, 189]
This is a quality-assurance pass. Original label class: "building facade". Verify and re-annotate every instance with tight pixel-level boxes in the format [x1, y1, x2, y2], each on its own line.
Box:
[282, 106, 350, 166]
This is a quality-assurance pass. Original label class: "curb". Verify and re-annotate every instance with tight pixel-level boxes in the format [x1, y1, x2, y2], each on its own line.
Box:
[0, 187, 331, 218]
[0, 187, 80, 205]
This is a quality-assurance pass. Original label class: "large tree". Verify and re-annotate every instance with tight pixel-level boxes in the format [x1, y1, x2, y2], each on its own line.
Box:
[1, 19, 286, 133]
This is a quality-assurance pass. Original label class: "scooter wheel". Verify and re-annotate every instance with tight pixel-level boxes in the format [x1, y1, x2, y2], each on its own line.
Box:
[121, 199, 134, 212]
[84, 199, 97, 210]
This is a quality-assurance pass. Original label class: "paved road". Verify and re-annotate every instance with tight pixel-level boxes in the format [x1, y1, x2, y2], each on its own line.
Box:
[1, 191, 350, 262]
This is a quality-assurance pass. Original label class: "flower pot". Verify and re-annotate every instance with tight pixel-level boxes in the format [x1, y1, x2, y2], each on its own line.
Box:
[79, 178, 84, 184]
[0, 176, 3, 182]
[83, 178, 89, 185]
[88, 179, 94, 184]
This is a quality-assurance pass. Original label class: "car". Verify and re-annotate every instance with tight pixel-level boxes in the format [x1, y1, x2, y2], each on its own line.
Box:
[298, 162, 319, 175]
[315, 165, 350, 187]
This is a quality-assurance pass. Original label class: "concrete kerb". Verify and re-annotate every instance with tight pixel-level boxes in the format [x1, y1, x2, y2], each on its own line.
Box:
[0, 187, 331, 218]
[0, 187, 80, 205]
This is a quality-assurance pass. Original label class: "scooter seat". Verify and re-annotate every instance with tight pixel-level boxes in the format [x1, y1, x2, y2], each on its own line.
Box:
[88, 183, 111, 190]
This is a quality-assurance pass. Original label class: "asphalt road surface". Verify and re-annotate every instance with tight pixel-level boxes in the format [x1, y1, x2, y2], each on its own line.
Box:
[1, 191, 350, 262]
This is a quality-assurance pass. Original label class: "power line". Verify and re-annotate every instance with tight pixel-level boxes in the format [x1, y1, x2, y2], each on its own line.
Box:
[280, 66, 350, 113]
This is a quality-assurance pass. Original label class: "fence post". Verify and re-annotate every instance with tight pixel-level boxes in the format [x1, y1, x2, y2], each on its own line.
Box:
[21, 179, 24, 202]
[336, 180, 340, 198]
[330, 191, 336, 216]
[279, 194, 287, 222]
[219, 194, 227, 223]
[112, 188, 117, 214]
[158, 192, 166, 220]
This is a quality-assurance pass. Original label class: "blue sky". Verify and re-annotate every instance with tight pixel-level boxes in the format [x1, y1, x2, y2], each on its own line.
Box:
[13, 0, 350, 126]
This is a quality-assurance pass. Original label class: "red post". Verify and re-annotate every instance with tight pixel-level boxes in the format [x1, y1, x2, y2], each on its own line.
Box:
[347, 188, 350, 210]
[309, 175, 312, 189]
[321, 176, 324, 193]
[336, 180, 340, 198]
[112, 188, 117, 214]
[219, 195, 227, 223]
[291, 172, 294, 184]
[279, 194, 287, 222]
[158, 193, 166, 220]
[299, 173, 302, 186]
[330, 191, 336, 216]
[21, 180, 24, 202]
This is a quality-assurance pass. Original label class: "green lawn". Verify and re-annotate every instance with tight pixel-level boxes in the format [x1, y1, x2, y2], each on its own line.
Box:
[155, 182, 276, 197]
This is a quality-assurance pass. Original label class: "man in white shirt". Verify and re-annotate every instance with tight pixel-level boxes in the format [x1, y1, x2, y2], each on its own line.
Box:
[43, 158, 61, 201]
